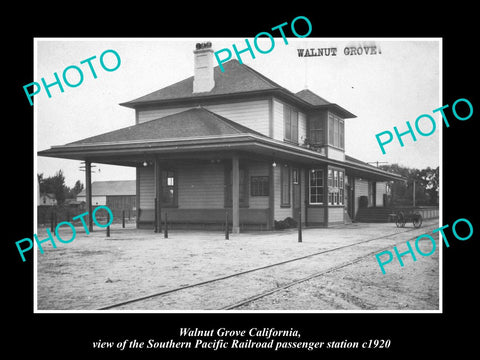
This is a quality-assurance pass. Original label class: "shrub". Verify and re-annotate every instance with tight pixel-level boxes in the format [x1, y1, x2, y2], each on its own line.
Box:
[274, 217, 298, 230]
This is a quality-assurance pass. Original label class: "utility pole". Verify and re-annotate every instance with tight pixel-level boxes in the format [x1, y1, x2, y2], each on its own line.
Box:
[413, 180, 416, 207]
[367, 161, 389, 168]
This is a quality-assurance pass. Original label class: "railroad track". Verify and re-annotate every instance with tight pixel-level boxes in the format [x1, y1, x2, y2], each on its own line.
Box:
[97, 223, 437, 311]
[220, 244, 399, 310]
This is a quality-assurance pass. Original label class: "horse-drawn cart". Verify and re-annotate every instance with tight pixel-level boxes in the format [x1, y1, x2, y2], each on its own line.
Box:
[389, 209, 423, 228]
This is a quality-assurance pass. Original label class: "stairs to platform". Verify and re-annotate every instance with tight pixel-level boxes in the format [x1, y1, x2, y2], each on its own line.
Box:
[355, 207, 394, 223]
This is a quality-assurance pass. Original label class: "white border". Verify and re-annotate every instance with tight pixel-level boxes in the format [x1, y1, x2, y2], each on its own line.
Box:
[33, 37, 443, 314]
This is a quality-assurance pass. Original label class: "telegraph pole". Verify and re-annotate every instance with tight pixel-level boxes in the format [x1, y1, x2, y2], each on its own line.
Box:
[367, 161, 389, 168]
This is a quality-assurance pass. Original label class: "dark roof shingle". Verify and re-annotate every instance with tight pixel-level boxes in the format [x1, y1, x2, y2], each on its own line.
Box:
[121, 59, 282, 107]
[295, 89, 331, 106]
[68, 107, 264, 146]
[120, 59, 356, 118]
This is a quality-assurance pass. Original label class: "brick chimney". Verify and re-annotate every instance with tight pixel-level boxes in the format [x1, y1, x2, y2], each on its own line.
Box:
[193, 42, 215, 93]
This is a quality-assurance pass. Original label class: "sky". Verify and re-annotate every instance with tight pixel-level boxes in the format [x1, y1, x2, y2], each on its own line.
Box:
[35, 38, 441, 188]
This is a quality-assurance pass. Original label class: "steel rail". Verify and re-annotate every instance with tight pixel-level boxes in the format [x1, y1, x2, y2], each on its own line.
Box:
[219, 233, 426, 310]
[97, 225, 433, 310]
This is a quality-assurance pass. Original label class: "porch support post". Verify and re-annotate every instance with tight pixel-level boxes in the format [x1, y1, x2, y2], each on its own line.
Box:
[85, 160, 93, 232]
[352, 177, 356, 220]
[135, 167, 140, 229]
[154, 157, 162, 233]
[232, 154, 240, 233]
[299, 167, 303, 226]
[268, 162, 275, 230]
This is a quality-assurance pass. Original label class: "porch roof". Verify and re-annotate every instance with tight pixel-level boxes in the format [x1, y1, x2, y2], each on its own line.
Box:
[67, 107, 265, 145]
[38, 108, 403, 182]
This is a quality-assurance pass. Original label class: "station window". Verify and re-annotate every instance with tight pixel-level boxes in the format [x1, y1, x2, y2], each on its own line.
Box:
[284, 105, 299, 144]
[292, 168, 299, 184]
[309, 169, 324, 204]
[327, 169, 344, 205]
[251, 176, 269, 196]
[309, 115, 324, 145]
[281, 165, 290, 206]
[328, 113, 345, 149]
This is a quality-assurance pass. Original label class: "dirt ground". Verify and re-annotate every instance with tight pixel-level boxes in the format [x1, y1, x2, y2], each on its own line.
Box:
[235, 238, 439, 311]
[35, 219, 440, 311]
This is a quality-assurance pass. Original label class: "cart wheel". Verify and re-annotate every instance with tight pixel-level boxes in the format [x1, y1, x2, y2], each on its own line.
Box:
[396, 212, 406, 228]
[413, 213, 423, 228]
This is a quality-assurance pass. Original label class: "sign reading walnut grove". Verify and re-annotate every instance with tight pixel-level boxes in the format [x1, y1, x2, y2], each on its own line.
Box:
[297, 44, 382, 57]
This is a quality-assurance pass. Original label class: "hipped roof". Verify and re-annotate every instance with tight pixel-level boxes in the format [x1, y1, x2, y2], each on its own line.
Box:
[67, 107, 264, 145]
[38, 108, 402, 182]
[38, 55, 401, 181]
[120, 59, 356, 119]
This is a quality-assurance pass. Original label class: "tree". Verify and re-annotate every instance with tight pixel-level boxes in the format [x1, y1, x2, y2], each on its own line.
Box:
[69, 180, 84, 198]
[419, 166, 439, 205]
[38, 170, 68, 204]
[38, 170, 83, 205]
[379, 164, 439, 206]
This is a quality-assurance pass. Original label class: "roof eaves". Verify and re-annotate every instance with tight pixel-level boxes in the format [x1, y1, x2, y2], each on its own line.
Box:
[344, 156, 405, 180]
[313, 104, 357, 119]
[119, 88, 278, 109]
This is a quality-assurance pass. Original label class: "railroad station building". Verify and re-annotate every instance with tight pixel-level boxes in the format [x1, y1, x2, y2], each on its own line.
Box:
[38, 42, 403, 233]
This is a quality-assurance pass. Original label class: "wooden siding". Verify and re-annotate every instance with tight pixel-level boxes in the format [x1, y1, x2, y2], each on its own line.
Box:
[139, 161, 270, 211]
[106, 195, 136, 211]
[298, 111, 307, 144]
[328, 207, 344, 223]
[137, 161, 270, 229]
[307, 207, 325, 225]
[272, 98, 307, 143]
[206, 101, 269, 135]
[327, 146, 345, 161]
[139, 163, 224, 210]
[77, 195, 106, 206]
[272, 99, 284, 141]
[137, 100, 270, 137]
[138, 208, 269, 228]
[177, 163, 224, 209]
[354, 178, 369, 217]
[138, 166, 155, 209]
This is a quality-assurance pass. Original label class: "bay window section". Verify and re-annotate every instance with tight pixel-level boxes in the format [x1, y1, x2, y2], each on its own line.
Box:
[339, 171, 344, 205]
[327, 112, 345, 150]
[327, 168, 344, 205]
[339, 120, 344, 149]
[284, 105, 299, 144]
[328, 169, 333, 205]
[328, 115, 335, 145]
[309, 115, 324, 145]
